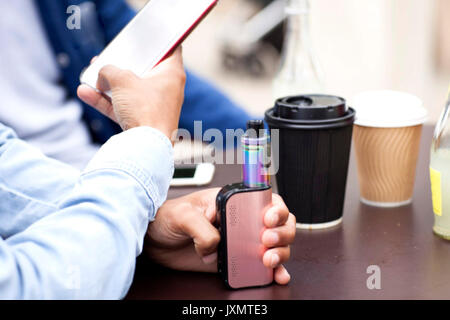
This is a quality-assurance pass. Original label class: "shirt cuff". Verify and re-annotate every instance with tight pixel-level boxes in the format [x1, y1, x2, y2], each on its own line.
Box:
[82, 127, 174, 217]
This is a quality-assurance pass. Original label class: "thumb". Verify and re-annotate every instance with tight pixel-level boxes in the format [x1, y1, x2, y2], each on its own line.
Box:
[180, 211, 221, 264]
[155, 46, 183, 71]
[97, 65, 138, 92]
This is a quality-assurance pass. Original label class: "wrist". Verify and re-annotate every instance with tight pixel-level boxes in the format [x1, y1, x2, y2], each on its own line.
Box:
[143, 125, 175, 144]
[128, 122, 174, 142]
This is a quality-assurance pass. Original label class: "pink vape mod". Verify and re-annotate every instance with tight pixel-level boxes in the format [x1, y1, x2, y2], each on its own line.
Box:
[217, 120, 274, 289]
[217, 184, 274, 289]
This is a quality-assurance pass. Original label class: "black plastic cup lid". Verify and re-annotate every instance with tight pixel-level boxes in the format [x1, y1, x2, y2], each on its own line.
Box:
[277, 95, 346, 120]
[265, 94, 355, 130]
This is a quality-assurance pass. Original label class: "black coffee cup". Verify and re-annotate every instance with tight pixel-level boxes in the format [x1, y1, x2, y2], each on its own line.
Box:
[265, 95, 355, 229]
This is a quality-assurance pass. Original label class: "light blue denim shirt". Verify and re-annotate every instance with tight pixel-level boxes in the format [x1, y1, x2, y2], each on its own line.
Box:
[0, 123, 174, 299]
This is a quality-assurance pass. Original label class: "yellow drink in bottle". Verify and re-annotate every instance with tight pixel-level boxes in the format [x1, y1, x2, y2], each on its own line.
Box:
[430, 147, 450, 238]
[430, 85, 450, 239]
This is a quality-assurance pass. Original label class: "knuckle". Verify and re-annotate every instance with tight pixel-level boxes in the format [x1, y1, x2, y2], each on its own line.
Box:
[284, 246, 291, 259]
[119, 70, 136, 83]
[173, 69, 186, 87]
[171, 65, 186, 80]
[278, 206, 289, 218]
[165, 206, 180, 223]
[99, 65, 118, 79]
[179, 69, 187, 84]
[213, 232, 221, 243]
[272, 193, 283, 202]
[287, 227, 296, 243]
[289, 213, 296, 226]
[205, 232, 220, 249]
[178, 205, 195, 222]
[98, 65, 111, 75]
[174, 210, 191, 229]
[202, 237, 214, 250]
[293, 216, 297, 226]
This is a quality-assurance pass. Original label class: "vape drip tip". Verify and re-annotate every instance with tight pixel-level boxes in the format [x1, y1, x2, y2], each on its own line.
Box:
[242, 120, 270, 188]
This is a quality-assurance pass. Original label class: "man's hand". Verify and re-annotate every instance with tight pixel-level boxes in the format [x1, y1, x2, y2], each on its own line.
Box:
[145, 188, 296, 285]
[77, 47, 186, 140]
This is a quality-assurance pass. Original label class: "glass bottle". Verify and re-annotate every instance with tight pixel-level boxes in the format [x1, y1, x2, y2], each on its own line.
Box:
[430, 86, 450, 239]
[272, 0, 324, 101]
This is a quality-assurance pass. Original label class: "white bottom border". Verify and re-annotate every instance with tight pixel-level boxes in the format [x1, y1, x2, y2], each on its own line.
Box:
[360, 197, 412, 208]
[296, 217, 343, 230]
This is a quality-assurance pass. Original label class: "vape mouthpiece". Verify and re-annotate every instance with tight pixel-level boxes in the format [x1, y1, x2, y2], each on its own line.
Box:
[246, 120, 265, 137]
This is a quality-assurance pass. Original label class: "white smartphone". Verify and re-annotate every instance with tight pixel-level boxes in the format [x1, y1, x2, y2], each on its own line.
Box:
[80, 0, 218, 96]
[170, 163, 215, 187]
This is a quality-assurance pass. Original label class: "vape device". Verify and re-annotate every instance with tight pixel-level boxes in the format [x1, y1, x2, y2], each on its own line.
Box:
[217, 121, 274, 289]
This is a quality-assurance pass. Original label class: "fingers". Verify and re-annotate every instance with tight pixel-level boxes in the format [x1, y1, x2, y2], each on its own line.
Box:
[77, 84, 116, 121]
[97, 65, 138, 92]
[274, 265, 291, 285]
[263, 246, 290, 269]
[262, 213, 296, 248]
[264, 194, 291, 228]
[180, 211, 221, 264]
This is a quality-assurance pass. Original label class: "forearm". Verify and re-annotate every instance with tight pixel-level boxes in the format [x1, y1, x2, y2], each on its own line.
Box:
[0, 124, 79, 238]
[0, 127, 174, 299]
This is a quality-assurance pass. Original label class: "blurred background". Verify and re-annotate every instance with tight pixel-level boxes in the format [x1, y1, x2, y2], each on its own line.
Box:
[129, 0, 449, 123]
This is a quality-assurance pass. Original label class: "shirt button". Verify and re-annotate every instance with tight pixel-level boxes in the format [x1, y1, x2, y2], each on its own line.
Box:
[56, 53, 71, 68]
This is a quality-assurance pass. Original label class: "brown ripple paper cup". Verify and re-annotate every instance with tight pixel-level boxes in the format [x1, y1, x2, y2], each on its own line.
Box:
[353, 125, 423, 206]
[352, 91, 428, 207]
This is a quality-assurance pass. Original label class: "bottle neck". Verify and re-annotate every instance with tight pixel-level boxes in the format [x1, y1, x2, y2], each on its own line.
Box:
[273, 0, 324, 97]
[285, 0, 312, 47]
[433, 101, 450, 150]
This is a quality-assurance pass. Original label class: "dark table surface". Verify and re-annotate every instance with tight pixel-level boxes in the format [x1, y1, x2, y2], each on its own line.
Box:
[126, 125, 450, 300]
